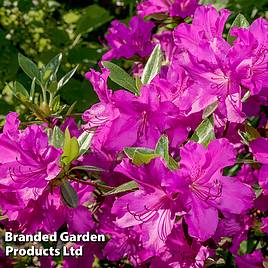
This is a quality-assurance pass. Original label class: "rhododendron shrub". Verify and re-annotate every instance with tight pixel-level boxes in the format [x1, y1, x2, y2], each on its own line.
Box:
[0, 1, 267, 267]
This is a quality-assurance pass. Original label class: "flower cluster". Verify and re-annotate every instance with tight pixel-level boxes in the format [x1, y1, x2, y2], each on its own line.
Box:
[1, 1, 268, 268]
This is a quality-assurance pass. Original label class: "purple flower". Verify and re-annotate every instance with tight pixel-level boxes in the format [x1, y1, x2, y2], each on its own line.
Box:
[154, 31, 178, 63]
[173, 5, 254, 123]
[250, 137, 268, 195]
[112, 158, 182, 251]
[2, 182, 94, 234]
[102, 16, 155, 61]
[102, 86, 188, 151]
[138, 0, 199, 18]
[83, 68, 119, 130]
[83, 71, 189, 152]
[169, 139, 254, 241]
[151, 222, 210, 267]
[231, 18, 268, 95]
[0, 113, 62, 189]
[235, 250, 265, 268]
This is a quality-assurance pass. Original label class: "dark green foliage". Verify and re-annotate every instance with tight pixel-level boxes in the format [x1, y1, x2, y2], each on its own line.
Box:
[0, 0, 136, 115]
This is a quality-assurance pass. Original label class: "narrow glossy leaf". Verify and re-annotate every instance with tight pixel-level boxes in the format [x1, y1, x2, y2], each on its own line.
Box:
[191, 116, 215, 147]
[141, 44, 162, 84]
[227, 14, 249, 45]
[58, 65, 79, 90]
[77, 131, 94, 155]
[155, 135, 178, 170]
[202, 101, 218, 119]
[103, 180, 138, 196]
[30, 77, 36, 101]
[242, 90, 251, 102]
[51, 95, 61, 112]
[155, 135, 169, 161]
[70, 165, 104, 172]
[51, 126, 64, 148]
[48, 79, 58, 94]
[102, 61, 139, 95]
[238, 129, 249, 145]
[168, 157, 179, 170]
[124, 147, 159, 166]
[61, 128, 80, 165]
[60, 180, 78, 208]
[43, 53, 62, 82]
[66, 101, 77, 116]
[135, 76, 143, 91]
[245, 124, 261, 141]
[13, 95, 48, 121]
[18, 53, 41, 82]
[14, 81, 29, 98]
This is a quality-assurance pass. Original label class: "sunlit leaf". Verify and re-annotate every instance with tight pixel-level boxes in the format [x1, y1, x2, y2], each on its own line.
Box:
[103, 181, 139, 196]
[60, 180, 78, 208]
[141, 44, 162, 84]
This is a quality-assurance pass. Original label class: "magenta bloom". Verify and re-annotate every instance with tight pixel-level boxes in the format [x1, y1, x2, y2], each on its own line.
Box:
[235, 250, 265, 268]
[170, 139, 254, 241]
[1, 182, 94, 234]
[138, 0, 199, 18]
[112, 158, 182, 251]
[250, 137, 268, 195]
[0, 112, 61, 189]
[173, 5, 249, 123]
[151, 222, 209, 267]
[83, 68, 119, 130]
[231, 18, 268, 95]
[102, 16, 155, 61]
[83, 70, 188, 152]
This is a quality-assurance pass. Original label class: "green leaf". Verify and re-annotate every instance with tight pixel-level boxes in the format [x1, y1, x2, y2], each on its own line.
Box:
[14, 81, 29, 98]
[168, 157, 179, 170]
[239, 239, 258, 255]
[124, 147, 159, 166]
[76, 5, 113, 34]
[227, 14, 250, 45]
[60, 180, 78, 208]
[77, 131, 94, 155]
[141, 44, 162, 84]
[70, 166, 104, 172]
[155, 135, 169, 161]
[135, 76, 143, 91]
[66, 101, 77, 116]
[58, 65, 79, 90]
[61, 128, 80, 165]
[43, 53, 62, 82]
[102, 61, 139, 95]
[30, 77, 36, 101]
[191, 116, 215, 147]
[18, 53, 41, 82]
[48, 79, 58, 94]
[51, 126, 64, 148]
[238, 129, 249, 146]
[155, 135, 178, 170]
[51, 95, 61, 112]
[245, 124, 261, 141]
[202, 101, 218, 119]
[103, 181, 138, 196]
[242, 90, 251, 102]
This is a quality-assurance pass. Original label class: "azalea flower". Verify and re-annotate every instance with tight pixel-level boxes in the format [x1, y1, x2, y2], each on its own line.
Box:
[138, 0, 199, 18]
[168, 139, 254, 241]
[250, 137, 268, 195]
[112, 158, 182, 251]
[102, 16, 155, 61]
[0, 112, 62, 189]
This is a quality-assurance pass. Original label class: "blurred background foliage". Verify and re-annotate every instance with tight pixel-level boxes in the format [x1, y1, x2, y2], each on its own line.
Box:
[0, 0, 135, 117]
[0, 0, 267, 119]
